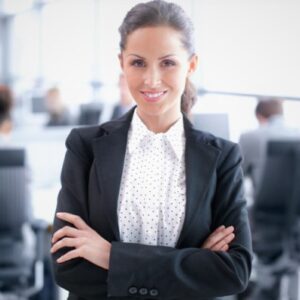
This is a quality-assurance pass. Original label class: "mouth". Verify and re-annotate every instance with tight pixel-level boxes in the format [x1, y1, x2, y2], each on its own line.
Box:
[140, 90, 167, 102]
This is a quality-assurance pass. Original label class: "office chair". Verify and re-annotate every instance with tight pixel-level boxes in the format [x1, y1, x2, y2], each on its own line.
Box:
[0, 148, 47, 299]
[78, 102, 102, 125]
[252, 140, 300, 300]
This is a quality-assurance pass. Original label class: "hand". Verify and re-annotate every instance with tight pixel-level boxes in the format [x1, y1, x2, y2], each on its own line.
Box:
[201, 225, 235, 252]
[51, 212, 111, 270]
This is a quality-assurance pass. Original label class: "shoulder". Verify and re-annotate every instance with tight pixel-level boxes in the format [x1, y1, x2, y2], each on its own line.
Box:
[65, 114, 132, 163]
[64, 126, 102, 165]
[191, 128, 242, 168]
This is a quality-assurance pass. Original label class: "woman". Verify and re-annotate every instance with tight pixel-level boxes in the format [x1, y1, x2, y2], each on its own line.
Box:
[51, 1, 252, 299]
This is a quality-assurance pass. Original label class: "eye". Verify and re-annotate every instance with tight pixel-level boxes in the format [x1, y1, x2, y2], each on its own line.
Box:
[130, 59, 146, 68]
[161, 59, 176, 67]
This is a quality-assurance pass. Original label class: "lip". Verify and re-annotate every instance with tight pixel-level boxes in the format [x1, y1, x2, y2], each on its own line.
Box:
[140, 90, 167, 103]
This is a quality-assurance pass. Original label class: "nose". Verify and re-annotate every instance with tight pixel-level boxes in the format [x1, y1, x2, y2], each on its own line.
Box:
[143, 66, 161, 88]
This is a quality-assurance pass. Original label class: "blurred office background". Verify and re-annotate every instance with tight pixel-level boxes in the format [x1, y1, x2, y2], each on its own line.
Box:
[0, 0, 300, 299]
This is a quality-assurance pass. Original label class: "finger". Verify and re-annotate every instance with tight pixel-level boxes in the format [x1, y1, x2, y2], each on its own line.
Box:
[211, 233, 235, 251]
[51, 237, 82, 253]
[207, 226, 234, 247]
[220, 244, 229, 252]
[52, 226, 81, 244]
[213, 225, 226, 234]
[203, 226, 234, 249]
[56, 212, 89, 230]
[56, 249, 82, 263]
[202, 226, 225, 248]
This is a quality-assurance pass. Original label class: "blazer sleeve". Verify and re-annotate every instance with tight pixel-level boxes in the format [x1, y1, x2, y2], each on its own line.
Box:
[107, 143, 252, 299]
[51, 129, 108, 299]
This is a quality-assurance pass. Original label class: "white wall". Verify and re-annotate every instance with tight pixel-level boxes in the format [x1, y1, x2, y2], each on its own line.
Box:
[193, 0, 300, 98]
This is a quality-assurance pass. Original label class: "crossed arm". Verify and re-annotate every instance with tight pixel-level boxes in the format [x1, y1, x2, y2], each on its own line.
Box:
[51, 129, 251, 299]
[51, 212, 235, 270]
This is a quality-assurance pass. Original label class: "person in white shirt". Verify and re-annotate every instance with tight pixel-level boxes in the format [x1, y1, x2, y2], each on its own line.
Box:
[51, 1, 252, 299]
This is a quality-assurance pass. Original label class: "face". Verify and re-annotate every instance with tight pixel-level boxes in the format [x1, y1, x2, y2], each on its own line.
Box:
[119, 26, 197, 126]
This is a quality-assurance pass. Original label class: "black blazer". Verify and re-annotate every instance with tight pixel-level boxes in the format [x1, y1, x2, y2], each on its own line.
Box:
[52, 108, 252, 300]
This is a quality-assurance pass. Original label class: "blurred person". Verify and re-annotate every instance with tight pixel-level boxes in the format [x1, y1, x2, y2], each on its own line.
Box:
[0, 84, 13, 140]
[110, 74, 135, 120]
[45, 87, 72, 126]
[0, 85, 58, 300]
[51, 1, 252, 299]
[239, 98, 299, 193]
[239, 98, 300, 300]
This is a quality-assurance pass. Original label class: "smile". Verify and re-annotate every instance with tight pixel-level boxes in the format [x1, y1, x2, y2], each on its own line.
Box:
[141, 91, 167, 102]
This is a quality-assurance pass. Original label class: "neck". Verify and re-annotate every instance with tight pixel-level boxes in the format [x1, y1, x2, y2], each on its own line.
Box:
[136, 107, 181, 133]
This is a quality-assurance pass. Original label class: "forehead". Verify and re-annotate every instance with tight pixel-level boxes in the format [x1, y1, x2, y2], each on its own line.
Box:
[124, 26, 188, 57]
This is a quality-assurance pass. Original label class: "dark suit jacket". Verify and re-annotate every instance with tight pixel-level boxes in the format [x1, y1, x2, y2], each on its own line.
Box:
[52, 108, 252, 300]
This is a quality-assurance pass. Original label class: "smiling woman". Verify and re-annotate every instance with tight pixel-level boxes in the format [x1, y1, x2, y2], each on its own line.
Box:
[51, 1, 252, 299]
[119, 26, 198, 132]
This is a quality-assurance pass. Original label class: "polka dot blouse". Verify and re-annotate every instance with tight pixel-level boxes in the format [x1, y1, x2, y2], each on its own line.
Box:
[117, 110, 186, 247]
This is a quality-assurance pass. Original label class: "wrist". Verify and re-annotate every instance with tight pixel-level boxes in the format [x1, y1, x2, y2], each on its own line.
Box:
[103, 241, 112, 270]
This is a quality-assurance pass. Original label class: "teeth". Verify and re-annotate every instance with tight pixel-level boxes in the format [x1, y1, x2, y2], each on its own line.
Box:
[144, 92, 164, 98]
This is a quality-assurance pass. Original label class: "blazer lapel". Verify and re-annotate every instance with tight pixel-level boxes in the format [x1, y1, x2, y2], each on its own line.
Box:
[92, 110, 221, 245]
[92, 110, 134, 240]
[176, 118, 221, 247]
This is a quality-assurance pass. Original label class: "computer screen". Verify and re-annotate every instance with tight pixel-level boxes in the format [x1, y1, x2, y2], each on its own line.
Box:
[191, 113, 230, 140]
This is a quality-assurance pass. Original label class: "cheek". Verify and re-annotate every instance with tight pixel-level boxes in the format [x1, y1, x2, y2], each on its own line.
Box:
[166, 71, 187, 92]
[123, 71, 140, 91]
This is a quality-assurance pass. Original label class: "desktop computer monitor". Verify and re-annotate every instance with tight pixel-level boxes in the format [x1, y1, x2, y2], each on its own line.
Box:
[191, 113, 230, 140]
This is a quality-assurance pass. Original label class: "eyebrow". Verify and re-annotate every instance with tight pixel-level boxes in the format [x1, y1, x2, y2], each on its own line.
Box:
[127, 54, 176, 60]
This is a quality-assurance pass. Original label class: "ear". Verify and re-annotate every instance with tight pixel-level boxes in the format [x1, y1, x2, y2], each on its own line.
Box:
[187, 54, 198, 76]
[118, 53, 124, 70]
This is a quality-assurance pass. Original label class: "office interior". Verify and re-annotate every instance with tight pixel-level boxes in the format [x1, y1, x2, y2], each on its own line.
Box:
[0, 0, 300, 299]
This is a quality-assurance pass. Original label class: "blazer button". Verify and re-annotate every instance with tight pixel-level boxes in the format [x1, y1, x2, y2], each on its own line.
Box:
[139, 287, 148, 295]
[128, 286, 138, 295]
[149, 288, 159, 296]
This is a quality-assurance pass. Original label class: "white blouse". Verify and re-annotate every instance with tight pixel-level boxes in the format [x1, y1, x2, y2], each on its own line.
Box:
[117, 110, 186, 247]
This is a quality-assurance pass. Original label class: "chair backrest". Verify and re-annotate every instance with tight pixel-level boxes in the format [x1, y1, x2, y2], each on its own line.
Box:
[0, 148, 25, 167]
[0, 148, 31, 231]
[253, 140, 300, 262]
[78, 103, 102, 125]
[255, 140, 300, 214]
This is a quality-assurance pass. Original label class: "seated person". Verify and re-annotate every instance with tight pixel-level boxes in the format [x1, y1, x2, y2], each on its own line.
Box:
[45, 87, 72, 126]
[0, 84, 58, 299]
[0, 85, 13, 142]
[239, 98, 300, 300]
[239, 98, 299, 193]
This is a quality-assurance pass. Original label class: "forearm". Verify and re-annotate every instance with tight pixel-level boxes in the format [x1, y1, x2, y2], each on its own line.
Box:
[107, 242, 251, 299]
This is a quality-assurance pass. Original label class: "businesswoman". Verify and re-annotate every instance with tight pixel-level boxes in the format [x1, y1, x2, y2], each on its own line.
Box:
[51, 1, 252, 299]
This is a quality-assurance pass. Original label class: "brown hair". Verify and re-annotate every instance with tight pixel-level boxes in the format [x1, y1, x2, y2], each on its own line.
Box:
[255, 98, 283, 119]
[119, 0, 197, 114]
[0, 85, 13, 125]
